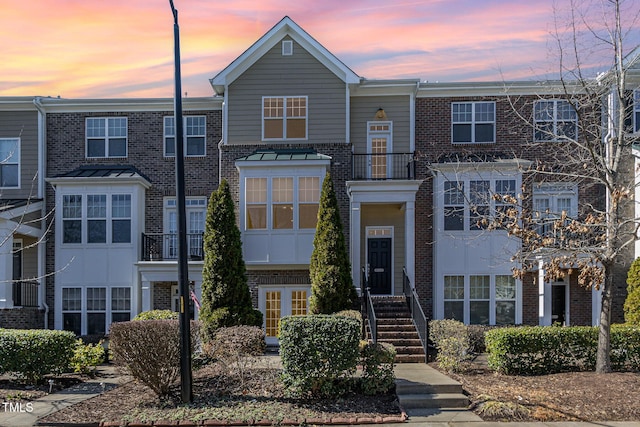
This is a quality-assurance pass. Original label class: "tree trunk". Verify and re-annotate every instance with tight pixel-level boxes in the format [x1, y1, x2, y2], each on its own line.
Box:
[596, 275, 613, 373]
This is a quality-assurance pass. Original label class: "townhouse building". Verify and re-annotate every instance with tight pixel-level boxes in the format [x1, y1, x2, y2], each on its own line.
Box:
[1, 17, 636, 342]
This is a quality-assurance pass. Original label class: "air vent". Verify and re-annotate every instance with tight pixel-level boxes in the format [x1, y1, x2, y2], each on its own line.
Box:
[282, 40, 293, 56]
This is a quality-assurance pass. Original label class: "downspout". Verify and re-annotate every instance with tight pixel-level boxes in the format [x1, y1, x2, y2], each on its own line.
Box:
[33, 97, 49, 329]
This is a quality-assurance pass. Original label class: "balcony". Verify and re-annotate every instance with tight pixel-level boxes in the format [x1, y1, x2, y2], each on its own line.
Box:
[352, 153, 415, 180]
[13, 280, 39, 307]
[141, 233, 204, 261]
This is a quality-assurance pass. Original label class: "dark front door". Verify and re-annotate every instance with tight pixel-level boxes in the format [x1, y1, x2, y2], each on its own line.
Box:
[552, 285, 566, 325]
[368, 238, 392, 294]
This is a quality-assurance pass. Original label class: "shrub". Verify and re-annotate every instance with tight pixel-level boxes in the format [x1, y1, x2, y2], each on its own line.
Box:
[133, 309, 178, 321]
[70, 339, 105, 375]
[334, 310, 363, 322]
[360, 342, 396, 395]
[279, 315, 360, 398]
[109, 320, 200, 396]
[625, 257, 640, 324]
[429, 319, 472, 373]
[610, 324, 640, 370]
[0, 329, 76, 383]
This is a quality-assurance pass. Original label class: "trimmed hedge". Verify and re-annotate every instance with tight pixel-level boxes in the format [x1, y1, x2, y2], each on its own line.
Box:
[279, 315, 360, 398]
[360, 342, 396, 395]
[429, 319, 472, 372]
[0, 329, 77, 383]
[485, 325, 640, 375]
[132, 309, 178, 321]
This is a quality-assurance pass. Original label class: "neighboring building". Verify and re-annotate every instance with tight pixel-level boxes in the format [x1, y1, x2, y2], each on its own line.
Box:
[1, 17, 634, 339]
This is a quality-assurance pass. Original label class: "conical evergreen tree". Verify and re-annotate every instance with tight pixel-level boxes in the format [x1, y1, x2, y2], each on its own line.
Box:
[624, 257, 640, 324]
[199, 179, 262, 340]
[309, 172, 358, 314]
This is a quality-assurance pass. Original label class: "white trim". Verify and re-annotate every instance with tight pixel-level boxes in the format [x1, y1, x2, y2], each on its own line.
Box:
[258, 284, 311, 345]
[261, 96, 308, 141]
[365, 226, 394, 295]
[551, 280, 570, 326]
[282, 40, 293, 56]
[366, 121, 393, 179]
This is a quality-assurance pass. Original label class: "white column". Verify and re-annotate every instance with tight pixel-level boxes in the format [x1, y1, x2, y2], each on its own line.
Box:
[592, 286, 602, 326]
[141, 280, 152, 313]
[350, 201, 361, 294]
[0, 222, 14, 308]
[404, 200, 416, 287]
[538, 258, 551, 325]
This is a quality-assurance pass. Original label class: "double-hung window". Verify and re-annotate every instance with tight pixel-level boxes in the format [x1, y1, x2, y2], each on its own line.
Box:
[164, 116, 206, 156]
[469, 181, 490, 230]
[443, 275, 518, 325]
[62, 195, 82, 244]
[263, 96, 307, 140]
[452, 102, 495, 143]
[634, 90, 640, 133]
[86, 117, 127, 158]
[0, 138, 19, 188]
[86, 287, 106, 335]
[444, 181, 465, 230]
[111, 287, 131, 323]
[61, 193, 132, 244]
[534, 100, 578, 141]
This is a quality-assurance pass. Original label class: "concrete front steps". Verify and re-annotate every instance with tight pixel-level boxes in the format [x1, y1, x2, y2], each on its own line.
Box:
[394, 363, 476, 420]
[369, 296, 426, 363]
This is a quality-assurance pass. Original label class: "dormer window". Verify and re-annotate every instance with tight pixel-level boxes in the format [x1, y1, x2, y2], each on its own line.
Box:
[282, 40, 293, 56]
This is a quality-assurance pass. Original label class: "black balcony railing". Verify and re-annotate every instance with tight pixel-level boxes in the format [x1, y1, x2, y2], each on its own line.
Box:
[141, 233, 204, 261]
[13, 280, 39, 307]
[352, 153, 415, 180]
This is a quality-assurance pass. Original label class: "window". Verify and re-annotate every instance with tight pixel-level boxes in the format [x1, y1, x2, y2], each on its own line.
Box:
[444, 181, 464, 230]
[534, 100, 577, 141]
[282, 40, 293, 56]
[165, 198, 206, 259]
[634, 90, 640, 133]
[245, 176, 321, 230]
[63, 195, 82, 243]
[452, 102, 495, 143]
[0, 138, 19, 187]
[86, 288, 106, 335]
[62, 288, 82, 335]
[443, 178, 517, 232]
[263, 96, 307, 140]
[470, 275, 490, 324]
[532, 183, 577, 236]
[164, 116, 206, 156]
[444, 275, 464, 321]
[495, 275, 516, 325]
[61, 193, 132, 244]
[86, 117, 127, 158]
[111, 287, 131, 323]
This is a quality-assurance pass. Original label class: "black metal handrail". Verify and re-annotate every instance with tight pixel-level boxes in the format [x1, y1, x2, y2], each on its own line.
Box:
[362, 267, 378, 344]
[352, 153, 415, 180]
[13, 280, 39, 307]
[141, 233, 204, 261]
[403, 267, 428, 362]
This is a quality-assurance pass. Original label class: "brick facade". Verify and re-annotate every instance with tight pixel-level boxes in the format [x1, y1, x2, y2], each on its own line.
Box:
[0, 308, 45, 329]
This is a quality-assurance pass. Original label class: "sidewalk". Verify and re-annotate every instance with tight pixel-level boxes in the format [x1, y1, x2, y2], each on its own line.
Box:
[0, 365, 130, 427]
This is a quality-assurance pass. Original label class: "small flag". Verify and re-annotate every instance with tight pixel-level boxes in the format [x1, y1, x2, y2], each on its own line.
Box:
[190, 289, 201, 311]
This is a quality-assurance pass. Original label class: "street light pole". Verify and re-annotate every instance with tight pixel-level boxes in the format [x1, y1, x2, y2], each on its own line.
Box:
[169, 0, 192, 404]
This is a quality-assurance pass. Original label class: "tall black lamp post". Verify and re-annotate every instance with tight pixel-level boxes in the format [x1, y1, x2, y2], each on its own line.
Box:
[169, 0, 192, 404]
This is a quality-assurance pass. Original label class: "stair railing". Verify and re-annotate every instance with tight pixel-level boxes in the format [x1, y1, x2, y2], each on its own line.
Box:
[403, 267, 428, 362]
[362, 267, 377, 344]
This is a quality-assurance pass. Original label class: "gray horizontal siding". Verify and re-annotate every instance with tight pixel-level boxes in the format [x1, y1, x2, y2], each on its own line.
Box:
[350, 95, 411, 153]
[0, 111, 39, 198]
[227, 37, 347, 145]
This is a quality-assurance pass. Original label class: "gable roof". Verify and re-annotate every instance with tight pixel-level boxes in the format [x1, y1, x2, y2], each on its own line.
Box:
[210, 16, 360, 94]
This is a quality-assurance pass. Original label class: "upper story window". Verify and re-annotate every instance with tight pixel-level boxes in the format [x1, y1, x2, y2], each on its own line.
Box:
[164, 197, 206, 259]
[0, 138, 19, 188]
[634, 90, 640, 133]
[164, 116, 206, 157]
[263, 96, 307, 140]
[245, 176, 320, 230]
[534, 100, 578, 142]
[62, 193, 131, 244]
[86, 117, 127, 158]
[452, 102, 495, 143]
[443, 178, 517, 231]
[532, 183, 577, 236]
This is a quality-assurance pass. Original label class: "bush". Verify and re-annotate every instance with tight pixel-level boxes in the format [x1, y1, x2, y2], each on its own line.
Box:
[334, 310, 363, 322]
[610, 324, 640, 370]
[0, 329, 77, 383]
[279, 315, 360, 398]
[70, 339, 106, 375]
[625, 257, 640, 324]
[109, 320, 200, 396]
[360, 342, 396, 395]
[133, 310, 178, 321]
[429, 319, 472, 373]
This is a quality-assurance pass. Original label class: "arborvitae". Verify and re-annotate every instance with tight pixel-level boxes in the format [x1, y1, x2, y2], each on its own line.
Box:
[199, 179, 262, 340]
[624, 257, 640, 324]
[309, 172, 358, 314]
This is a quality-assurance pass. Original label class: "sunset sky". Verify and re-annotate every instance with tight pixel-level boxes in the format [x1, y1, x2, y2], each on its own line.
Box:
[2, 0, 639, 99]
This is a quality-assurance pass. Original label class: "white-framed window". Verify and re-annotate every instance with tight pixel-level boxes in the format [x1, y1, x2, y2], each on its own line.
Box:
[244, 176, 320, 231]
[111, 287, 131, 323]
[61, 193, 132, 245]
[86, 117, 127, 158]
[534, 100, 578, 141]
[282, 40, 293, 56]
[443, 274, 519, 325]
[532, 183, 578, 236]
[0, 138, 19, 188]
[62, 287, 82, 335]
[263, 96, 307, 140]
[164, 197, 206, 259]
[86, 287, 106, 335]
[634, 89, 640, 133]
[164, 116, 206, 157]
[452, 102, 495, 143]
[443, 178, 517, 232]
[62, 286, 132, 335]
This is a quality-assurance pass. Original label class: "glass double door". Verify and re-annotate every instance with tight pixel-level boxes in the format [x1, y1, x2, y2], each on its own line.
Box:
[260, 287, 310, 345]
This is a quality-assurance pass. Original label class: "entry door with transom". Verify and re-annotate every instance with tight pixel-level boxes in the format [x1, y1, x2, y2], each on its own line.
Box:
[261, 287, 310, 345]
[367, 238, 392, 294]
